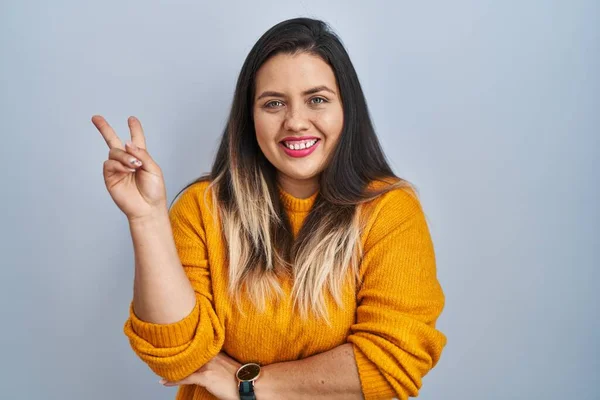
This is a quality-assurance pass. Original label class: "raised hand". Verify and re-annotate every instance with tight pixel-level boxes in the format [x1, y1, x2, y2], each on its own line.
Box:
[92, 115, 167, 222]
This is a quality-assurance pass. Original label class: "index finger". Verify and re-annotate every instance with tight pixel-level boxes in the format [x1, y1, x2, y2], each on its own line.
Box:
[91, 115, 124, 150]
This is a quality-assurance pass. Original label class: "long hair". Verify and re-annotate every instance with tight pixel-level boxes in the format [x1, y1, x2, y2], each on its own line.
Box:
[171, 17, 417, 323]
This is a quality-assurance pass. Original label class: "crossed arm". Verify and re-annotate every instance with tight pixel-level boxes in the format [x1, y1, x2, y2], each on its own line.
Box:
[254, 343, 363, 400]
[123, 184, 446, 400]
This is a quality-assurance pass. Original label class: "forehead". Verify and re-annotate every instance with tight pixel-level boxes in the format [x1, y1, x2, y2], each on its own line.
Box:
[254, 52, 337, 92]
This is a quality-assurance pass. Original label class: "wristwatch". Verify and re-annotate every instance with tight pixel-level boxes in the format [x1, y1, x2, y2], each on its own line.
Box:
[236, 362, 261, 400]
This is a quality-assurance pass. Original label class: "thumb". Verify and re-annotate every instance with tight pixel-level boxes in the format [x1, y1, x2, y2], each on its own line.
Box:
[125, 141, 160, 174]
[159, 376, 193, 386]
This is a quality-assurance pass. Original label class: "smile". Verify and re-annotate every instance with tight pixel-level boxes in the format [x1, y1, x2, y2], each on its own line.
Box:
[279, 139, 321, 158]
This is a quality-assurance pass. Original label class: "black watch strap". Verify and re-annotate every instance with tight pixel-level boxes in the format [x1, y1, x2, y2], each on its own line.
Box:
[239, 381, 256, 400]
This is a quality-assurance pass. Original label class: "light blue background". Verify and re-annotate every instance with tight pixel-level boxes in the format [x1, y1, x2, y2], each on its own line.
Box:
[1, 1, 598, 399]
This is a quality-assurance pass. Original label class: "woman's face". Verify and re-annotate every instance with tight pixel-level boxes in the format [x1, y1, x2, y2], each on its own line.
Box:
[253, 52, 344, 198]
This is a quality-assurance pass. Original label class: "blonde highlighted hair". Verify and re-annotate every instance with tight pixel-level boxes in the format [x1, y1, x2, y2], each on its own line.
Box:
[173, 172, 415, 324]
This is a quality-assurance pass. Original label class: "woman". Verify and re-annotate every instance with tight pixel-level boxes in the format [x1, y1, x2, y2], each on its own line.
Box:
[92, 17, 446, 400]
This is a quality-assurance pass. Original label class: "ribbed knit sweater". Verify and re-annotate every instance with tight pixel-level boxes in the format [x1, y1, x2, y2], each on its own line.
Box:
[123, 180, 447, 400]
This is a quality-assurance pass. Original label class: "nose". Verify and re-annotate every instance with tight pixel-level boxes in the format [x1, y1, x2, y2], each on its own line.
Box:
[283, 108, 310, 132]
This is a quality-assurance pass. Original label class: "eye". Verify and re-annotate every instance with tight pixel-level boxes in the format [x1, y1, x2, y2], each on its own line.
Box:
[265, 100, 283, 108]
[310, 97, 328, 105]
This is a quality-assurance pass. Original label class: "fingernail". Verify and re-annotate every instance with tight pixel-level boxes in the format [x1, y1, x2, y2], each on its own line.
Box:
[159, 378, 167, 384]
[129, 158, 142, 166]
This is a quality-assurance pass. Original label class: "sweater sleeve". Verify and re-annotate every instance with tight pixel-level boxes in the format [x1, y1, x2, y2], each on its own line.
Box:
[346, 189, 447, 400]
[122, 183, 225, 381]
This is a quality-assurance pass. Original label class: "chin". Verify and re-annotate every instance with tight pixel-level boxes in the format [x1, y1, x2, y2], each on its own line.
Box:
[279, 168, 320, 181]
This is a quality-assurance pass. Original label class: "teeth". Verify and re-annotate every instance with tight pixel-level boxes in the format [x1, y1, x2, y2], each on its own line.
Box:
[283, 139, 317, 150]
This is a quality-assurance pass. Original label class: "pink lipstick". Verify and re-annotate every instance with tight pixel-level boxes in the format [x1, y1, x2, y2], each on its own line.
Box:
[279, 139, 320, 158]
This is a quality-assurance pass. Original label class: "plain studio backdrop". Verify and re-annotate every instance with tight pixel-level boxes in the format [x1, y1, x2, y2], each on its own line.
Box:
[0, 1, 598, 399]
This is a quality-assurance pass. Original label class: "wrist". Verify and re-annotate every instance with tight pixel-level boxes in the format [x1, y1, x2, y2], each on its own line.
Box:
[128, 208, 170, 227]
[252, 365, 274, 400]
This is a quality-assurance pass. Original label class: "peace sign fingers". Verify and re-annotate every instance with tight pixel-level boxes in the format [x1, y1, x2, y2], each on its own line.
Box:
[92, 113, 167, 220]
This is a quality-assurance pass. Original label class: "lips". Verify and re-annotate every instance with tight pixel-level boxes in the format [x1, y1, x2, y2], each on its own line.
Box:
[279, 139, 321, 158]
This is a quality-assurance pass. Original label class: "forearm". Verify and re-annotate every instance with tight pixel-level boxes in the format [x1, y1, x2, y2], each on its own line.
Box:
[128, 210, 196, 324]
[254, 343, 363, 400]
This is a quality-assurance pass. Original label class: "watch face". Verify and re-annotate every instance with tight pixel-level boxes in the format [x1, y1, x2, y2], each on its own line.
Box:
[236, 363, 261, 381]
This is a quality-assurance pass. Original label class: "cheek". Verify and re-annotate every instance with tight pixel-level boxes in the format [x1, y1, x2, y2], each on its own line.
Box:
[318, 110, 344, 140]
[253, 113, 278, 144]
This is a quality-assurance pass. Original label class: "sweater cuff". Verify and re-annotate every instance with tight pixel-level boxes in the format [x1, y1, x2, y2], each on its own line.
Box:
[128, 297, 200, 348]
[352, 344, 395, 400]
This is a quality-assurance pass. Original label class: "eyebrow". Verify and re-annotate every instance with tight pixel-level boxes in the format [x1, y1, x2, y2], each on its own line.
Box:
[255, 85, 336, 101]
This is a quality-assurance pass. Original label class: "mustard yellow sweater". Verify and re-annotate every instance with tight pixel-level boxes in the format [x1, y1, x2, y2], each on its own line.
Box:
[123, 180, 447, 400]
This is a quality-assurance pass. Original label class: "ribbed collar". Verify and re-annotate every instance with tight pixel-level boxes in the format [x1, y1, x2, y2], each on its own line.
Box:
[277, 184, 318, 212]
